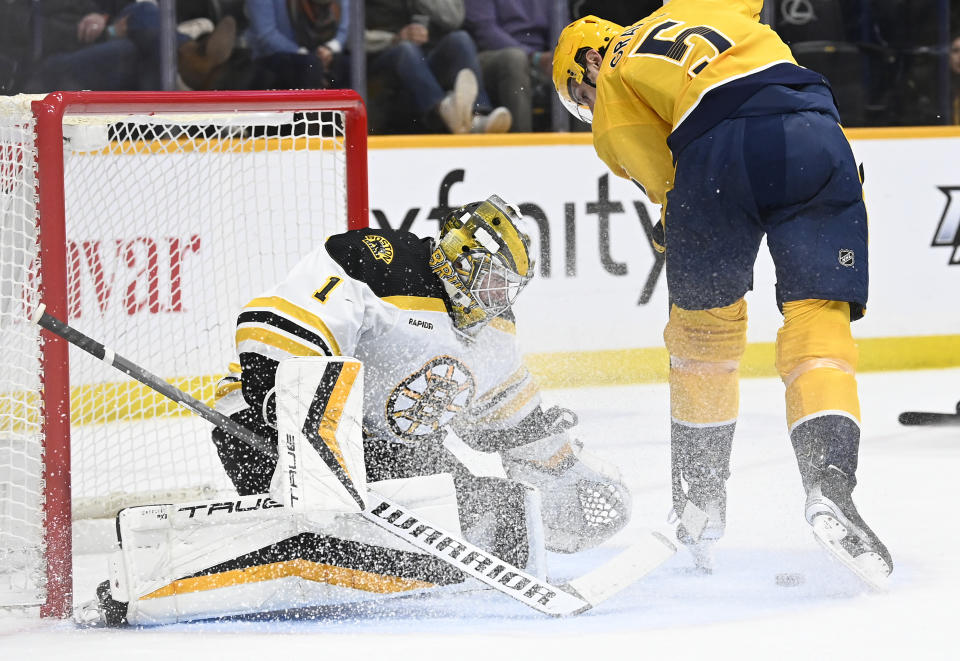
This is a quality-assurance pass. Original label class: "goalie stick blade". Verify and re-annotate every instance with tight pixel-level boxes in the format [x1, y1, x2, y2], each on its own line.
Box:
[810, 515, 890, 592]
[898, 411, 960, 426]
[564, 531, 677, 608]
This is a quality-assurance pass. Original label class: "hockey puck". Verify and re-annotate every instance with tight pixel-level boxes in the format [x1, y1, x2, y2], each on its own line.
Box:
[774, 572, 805, 587]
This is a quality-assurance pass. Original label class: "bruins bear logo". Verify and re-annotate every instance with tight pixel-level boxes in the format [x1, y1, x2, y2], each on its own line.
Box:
[362, 235, 394, 264]
[386, 356, 476, 442]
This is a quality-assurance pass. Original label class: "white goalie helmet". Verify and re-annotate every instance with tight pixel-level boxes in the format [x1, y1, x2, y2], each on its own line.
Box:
[429, 195, 534, 336]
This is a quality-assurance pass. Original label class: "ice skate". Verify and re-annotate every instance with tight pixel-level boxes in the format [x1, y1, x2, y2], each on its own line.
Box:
[671, 421, 733, 573]
[791, 416, 893, 589]
[674, 480, 725, 574]
[806, 466, 892, 590]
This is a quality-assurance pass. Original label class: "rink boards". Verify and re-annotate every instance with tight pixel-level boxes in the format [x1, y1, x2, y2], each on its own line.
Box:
[42, 128, 960, 402]
[367, 128, 960, 385]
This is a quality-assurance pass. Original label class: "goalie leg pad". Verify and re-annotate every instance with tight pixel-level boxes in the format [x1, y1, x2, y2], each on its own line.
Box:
[103, 475, 465, 626]
[271, 356, 368, 512]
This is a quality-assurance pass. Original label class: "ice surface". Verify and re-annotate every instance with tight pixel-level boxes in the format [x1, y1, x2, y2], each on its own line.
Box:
[3, 368, 958, 659]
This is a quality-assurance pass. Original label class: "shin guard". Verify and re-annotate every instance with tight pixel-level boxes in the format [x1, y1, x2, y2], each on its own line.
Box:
[663, 302, 746, 561]
[777, 299, 860, 429]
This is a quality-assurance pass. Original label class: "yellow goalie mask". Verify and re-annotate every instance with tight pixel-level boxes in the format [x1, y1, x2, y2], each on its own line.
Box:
[552, 15, 623, 123]
[429, 195, 534, 336]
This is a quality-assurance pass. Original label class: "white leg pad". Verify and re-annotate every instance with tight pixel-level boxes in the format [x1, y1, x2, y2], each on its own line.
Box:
[111, 474, 462, 625]
[270, 356, 367, 513]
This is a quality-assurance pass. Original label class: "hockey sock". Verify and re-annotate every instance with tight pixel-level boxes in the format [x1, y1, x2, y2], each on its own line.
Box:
[777, 299, 861, 428]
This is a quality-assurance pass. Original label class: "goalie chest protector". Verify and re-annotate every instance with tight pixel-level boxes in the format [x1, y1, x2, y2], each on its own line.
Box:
[318, 229, 533, 446]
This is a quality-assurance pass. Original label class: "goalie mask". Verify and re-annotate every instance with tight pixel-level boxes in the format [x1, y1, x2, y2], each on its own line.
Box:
[553, 15, 623, 123]
[429, 195, 534, 336]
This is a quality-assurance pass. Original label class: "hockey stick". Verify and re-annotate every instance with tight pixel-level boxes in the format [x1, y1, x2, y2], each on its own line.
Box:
[31, 304, 676, 617]
[898, 401, 960, 427]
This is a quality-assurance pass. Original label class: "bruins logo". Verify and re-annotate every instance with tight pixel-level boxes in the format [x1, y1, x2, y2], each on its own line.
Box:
[362, 234, 394, 264]
[386, 356, 476, 442]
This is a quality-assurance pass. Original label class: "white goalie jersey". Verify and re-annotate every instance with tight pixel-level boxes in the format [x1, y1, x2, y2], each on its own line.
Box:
[214, 228, 542, 484]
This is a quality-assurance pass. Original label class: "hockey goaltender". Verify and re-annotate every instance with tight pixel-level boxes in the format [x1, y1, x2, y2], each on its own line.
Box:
[87, 195, 639, 625]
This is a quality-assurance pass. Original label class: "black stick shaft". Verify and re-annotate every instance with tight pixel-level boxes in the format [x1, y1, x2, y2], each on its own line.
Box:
[33, 305, 279, 459]
[898, 411, 960, 426]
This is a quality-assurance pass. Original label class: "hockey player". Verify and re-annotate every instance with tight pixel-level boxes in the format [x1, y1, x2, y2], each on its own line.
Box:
[90, 194, 632, 625]
[212, 193, 629, 555]
[552, 1, 892, 586]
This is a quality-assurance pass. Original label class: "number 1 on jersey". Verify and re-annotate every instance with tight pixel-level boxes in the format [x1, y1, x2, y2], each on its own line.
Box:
[313, 276, 343, 303]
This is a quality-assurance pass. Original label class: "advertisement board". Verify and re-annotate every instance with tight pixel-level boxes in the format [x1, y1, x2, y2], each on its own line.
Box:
[367, 130, 960, 383]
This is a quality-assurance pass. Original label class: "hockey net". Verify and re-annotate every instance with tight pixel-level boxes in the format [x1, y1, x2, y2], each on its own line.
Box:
[0, 91, 368, 616]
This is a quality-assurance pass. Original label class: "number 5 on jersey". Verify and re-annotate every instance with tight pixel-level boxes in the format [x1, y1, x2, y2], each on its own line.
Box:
[613, 20, 733, 76]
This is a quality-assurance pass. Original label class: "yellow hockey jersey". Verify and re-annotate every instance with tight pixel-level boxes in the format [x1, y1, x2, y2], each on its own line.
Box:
[592, 0, 825, 204]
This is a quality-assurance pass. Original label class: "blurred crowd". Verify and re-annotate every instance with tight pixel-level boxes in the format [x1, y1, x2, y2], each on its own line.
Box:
[1, 0, 958, 132]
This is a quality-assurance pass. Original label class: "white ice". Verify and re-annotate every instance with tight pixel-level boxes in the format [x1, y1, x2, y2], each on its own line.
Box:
[3, 368, 958, 660]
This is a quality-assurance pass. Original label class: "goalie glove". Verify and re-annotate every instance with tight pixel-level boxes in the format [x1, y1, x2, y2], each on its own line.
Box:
[501, 423, 631, 554]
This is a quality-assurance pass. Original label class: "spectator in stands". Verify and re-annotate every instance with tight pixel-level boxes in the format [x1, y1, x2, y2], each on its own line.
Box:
[176, 16, 241, 91]
[463, 0, 552, 133]
[4, 0, 237, 93]
[568, 1, 658, 27]
[23, 1, 175, 92]
[365, 0, 511, 134]
[244, 0, 350, 89]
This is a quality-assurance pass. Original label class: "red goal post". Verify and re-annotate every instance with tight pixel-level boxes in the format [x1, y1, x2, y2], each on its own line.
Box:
[0, 90, 369, 617]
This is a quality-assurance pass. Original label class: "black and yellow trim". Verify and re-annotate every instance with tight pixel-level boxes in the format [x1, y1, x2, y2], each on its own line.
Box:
[140, 533, 464, 601]
[244, 296, 341, 355]
[487, 317, 517, 335]
[301, 361, 365, 507]
[238, 310, 333, 356]
[236, 327, 323, 358]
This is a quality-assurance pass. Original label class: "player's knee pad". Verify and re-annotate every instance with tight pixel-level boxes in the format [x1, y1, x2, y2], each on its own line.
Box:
[663, 300, 747, 424]
[776, 299, 860, 428]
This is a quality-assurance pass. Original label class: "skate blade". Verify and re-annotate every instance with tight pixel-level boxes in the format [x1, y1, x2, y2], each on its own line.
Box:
[810, 514, 891, 591]
[679, 538, 715, 574]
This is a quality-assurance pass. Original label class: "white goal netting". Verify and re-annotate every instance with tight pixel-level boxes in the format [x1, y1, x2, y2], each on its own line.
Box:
[0, 92, 365, 611]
